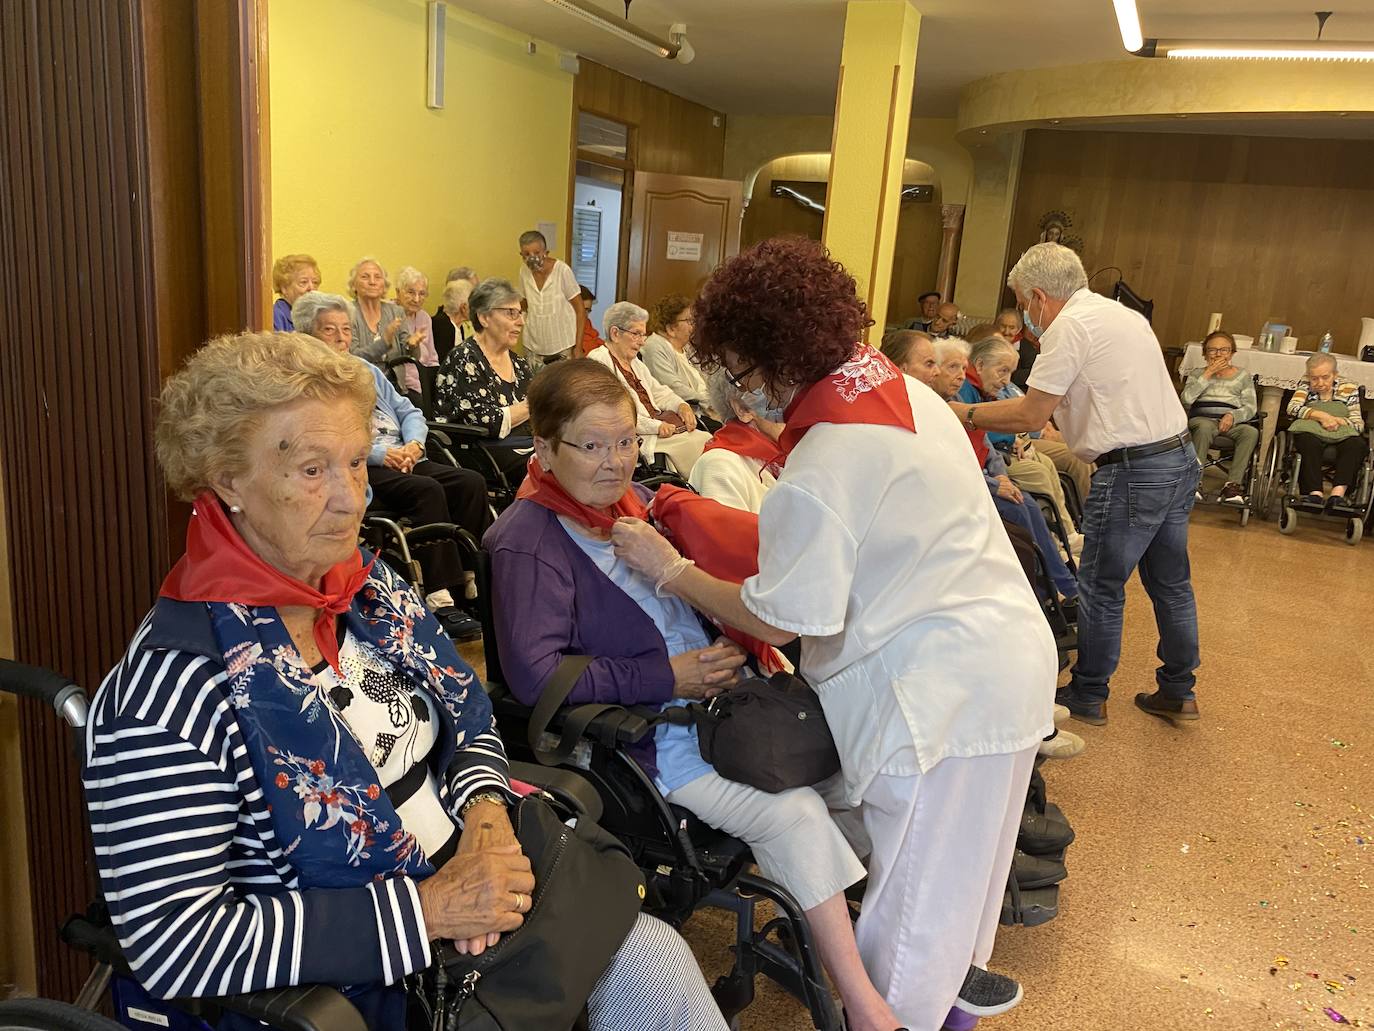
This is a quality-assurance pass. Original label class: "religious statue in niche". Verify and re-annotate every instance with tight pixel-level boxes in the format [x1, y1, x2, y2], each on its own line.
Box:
[1037, 210, 1083, 254]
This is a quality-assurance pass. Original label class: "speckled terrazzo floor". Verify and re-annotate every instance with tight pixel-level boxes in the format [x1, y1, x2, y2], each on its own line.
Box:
[465, 507, 1374, 1031]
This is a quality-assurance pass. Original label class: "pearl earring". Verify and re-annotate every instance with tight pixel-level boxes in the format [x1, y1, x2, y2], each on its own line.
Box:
[229, 505, 242, 513]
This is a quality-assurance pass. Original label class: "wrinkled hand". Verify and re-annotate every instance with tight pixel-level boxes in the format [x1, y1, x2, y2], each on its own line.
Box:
[417, 845, 534, 943]
[411, 325, 429, 351]
[1312, 411, 1342, 431]
[610, 518, 681, 582]
[453, 801, 520, 955]
[658, 421, 678, 439]
[383, 316, 405, 345]
[681, 406, 698, 432]
[384, 447, 414, 472]
[996, 475, 1023, 503]
[1218, 413, 1235, 433]
[1201, 358, 1229, 380]
[670, 637, 748, 700]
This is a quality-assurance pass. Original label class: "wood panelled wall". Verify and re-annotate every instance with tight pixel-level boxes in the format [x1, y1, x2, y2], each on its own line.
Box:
[0, 0, 259, 1000]
[742, 159, 943, 325]
[1010, 129, 1374, 353]
[574, 59, 726, 177]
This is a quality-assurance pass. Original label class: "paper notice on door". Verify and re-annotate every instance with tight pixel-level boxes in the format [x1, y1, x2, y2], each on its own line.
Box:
[666, 231, 704, 261]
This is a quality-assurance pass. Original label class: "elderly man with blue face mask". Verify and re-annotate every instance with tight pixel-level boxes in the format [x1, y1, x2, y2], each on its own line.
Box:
[949, 243, 1200, 728]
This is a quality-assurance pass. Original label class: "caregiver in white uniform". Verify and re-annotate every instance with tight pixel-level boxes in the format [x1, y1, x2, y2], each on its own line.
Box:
[611, 237, 1057, 1031]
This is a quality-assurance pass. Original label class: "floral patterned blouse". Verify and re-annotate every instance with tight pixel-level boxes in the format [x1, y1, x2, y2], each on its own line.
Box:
[435, 338, 533, 439]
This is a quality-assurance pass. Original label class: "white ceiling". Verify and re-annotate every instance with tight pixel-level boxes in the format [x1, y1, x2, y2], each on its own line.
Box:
[453, 0, 1374, 116]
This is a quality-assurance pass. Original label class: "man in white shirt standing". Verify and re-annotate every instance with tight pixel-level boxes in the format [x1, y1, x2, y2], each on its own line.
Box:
[517, 229, 584, 370]
[950, 243, 1201, 727]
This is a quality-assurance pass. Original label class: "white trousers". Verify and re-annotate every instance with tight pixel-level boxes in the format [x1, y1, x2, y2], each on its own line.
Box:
[854, 746, 1037, 1031]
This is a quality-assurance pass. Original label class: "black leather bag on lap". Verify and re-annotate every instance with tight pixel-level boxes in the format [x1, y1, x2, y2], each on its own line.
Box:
[427, 794, 645, 1030]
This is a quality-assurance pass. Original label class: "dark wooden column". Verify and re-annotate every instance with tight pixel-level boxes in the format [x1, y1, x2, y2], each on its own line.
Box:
[0, 0, 264, 1000]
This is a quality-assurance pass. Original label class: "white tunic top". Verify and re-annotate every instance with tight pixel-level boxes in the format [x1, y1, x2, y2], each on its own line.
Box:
[518, 258, 580, 356]
[640, 333, 707, 403]
[1026, 288, 1187, 462]
[689, 447, 776, 514]
[587, 345, 709, 464]
[741, 378, 1055, 803]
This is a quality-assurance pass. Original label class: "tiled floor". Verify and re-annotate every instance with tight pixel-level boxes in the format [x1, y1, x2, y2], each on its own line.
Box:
[470, 506, 1374, 1031]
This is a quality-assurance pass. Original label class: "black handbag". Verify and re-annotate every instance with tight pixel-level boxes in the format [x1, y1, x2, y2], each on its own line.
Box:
[529, 657, 840, 795]
[426, 793, 645, 1030]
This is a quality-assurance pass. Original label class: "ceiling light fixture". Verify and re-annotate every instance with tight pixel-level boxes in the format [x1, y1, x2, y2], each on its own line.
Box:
[1112, 0, 1144, 53]
[542, 0, 680, 60]
[1152, 39, 1374, 60]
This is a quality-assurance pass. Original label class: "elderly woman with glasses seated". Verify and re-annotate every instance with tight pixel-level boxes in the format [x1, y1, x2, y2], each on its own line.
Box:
[485, 359, 901, 1031]
[434, 278, 536, 485]
[687, 369, 786, 514]
[1180, 331, 1259, 506]
[588, 301, 711, 476]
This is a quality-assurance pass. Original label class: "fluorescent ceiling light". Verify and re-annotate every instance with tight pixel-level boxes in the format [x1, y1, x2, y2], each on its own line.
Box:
[1163, 42, 1374, 61]
[543, 0, 680, 60]
[1113, 0, 1144, 53]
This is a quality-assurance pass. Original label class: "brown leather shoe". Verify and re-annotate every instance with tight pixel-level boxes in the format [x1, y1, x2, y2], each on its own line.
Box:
[1134, 691, 1200, 722]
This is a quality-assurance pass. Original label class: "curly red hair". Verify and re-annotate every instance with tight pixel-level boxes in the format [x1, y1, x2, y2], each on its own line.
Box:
[691, 237, 872, 388]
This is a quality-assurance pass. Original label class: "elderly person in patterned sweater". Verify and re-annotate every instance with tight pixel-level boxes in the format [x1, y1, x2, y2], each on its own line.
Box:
[82, 331, 725, 1031]
[1286, 352, 1368, 510]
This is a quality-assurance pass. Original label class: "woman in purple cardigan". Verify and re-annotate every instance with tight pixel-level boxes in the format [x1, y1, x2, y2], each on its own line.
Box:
[484, 360, 903, 1031]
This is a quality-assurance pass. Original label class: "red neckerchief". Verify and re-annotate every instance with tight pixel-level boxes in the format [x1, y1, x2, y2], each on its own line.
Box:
[777, 344, 915, 455]
[957, 365, 993, 465]
[965, 363, 994, 401]
[516, 457, 649, 532]
[702, 422, 785, 480]
[159, 492, 374, 672]
[651, 486, 784, 673]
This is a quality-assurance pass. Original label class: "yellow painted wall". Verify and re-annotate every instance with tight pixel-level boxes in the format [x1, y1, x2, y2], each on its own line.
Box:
[269, 0, 574, 300]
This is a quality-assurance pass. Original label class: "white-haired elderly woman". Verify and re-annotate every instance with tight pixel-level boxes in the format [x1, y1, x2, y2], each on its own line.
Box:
[687, 368, 785, 514]
[1286, 351, 1368, 510]
[434, 278, 535, 485]
[294, 291, 488, 641]
[84, 330, 724, 1031]
[347, 257, 412, 387]
[588, 301, 711, 476]
[433, 266, 480, 364]
[393, 266, 438, 406]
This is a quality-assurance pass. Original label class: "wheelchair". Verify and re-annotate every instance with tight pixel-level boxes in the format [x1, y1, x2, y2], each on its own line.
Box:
[464, 544, 844, 1030]
[0, 659, 605, 1031]
[1260, 421, 1373, 545]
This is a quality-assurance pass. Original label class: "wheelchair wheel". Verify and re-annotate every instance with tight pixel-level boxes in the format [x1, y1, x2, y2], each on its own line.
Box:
[1279, 506, 1298, 535]
[0, 999, 125, 1031]
[1345, 517, 1364, 546]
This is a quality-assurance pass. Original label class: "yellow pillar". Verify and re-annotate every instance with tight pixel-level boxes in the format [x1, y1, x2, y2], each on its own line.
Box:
[822, 0, 921, 337]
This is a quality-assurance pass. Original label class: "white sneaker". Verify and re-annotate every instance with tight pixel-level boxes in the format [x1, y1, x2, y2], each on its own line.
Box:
[425, 588, 456, 611]
[1039, 728, 1086, 759]
[1053, 703, 1071, 724]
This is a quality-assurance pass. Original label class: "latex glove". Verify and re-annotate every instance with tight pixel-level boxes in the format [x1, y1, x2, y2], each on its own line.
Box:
[611, 517, 685, 584]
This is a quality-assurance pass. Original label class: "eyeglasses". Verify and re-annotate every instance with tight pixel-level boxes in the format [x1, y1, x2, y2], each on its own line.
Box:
[492, 307, 525, 321]
[613, 327, 646, 340]
[556, 436, 642, 461]
[725, 363, 758, 390]
[1203, 349, 1232, 357]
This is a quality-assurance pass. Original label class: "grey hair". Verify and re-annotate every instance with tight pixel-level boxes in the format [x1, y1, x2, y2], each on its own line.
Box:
[396, 265, 428, 292]
[997, 307, 1023, 323]
[932, 336, 970, 363]
[604, 300, 649, 336]
[1306, 352, 1338, 375]
[443, 278, 475, 316]
[290, 290, 350, 336]
[970, 337, 1018, 369]
[468, 277, 522, 332]
[518, 230, 547, 249]
[446, 266, 478, 284]
[1007, 243, 1088, 300]
[707, 367, 744, 425]
[346, 256, 389, 298]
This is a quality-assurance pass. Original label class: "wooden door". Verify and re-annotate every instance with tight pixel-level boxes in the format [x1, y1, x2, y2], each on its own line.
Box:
[625, 172, 743, 305]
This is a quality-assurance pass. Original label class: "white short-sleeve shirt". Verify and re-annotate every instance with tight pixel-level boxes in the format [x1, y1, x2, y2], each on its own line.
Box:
[741, 379, 1056, 800]
[1026, 288, 1187, 461]
[518, 259, 580, 356]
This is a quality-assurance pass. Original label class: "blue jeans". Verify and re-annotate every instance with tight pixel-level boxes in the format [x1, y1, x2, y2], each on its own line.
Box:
[1069, 443, 1202, 705]
[994, 494, 1078, 599]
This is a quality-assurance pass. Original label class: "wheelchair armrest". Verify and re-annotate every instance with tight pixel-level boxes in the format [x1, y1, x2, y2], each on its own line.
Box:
[509, 760, 604, 822]
[428, 420, 489, 442]
[212, 985, 367, 1031]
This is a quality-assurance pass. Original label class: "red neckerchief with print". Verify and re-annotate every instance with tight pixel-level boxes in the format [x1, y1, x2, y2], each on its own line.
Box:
[777, 344, 915, 455]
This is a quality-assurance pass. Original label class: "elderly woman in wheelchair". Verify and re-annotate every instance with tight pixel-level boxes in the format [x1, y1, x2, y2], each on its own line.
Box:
[1181, 331, 1259, 506]
[81, 333, 722, 1031]
[485, 359, 904, 1031]
[1285, 352, 1368, 513]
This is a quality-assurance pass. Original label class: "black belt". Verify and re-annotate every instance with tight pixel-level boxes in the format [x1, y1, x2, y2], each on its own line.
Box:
[1095, 432, 1190, 467]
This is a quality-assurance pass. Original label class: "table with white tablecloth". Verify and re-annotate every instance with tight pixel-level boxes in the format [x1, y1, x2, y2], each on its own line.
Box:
[1179, 343, 1374, 469]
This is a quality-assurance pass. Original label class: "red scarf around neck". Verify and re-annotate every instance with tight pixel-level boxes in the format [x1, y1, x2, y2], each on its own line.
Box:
[701, 422, 785, 480]
[959, 364, 993, 465]
[515, 457, 649, 532]
[159, 492, 374, 671]
[778, 344, 915, 455]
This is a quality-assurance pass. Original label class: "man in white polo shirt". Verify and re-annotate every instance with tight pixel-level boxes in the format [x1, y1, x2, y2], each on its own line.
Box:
[950, 243, 1200, 727]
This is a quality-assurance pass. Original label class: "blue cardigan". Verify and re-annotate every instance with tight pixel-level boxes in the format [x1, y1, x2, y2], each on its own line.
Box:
[484, 495, 676, 776]
[360, 359, 428, 465]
